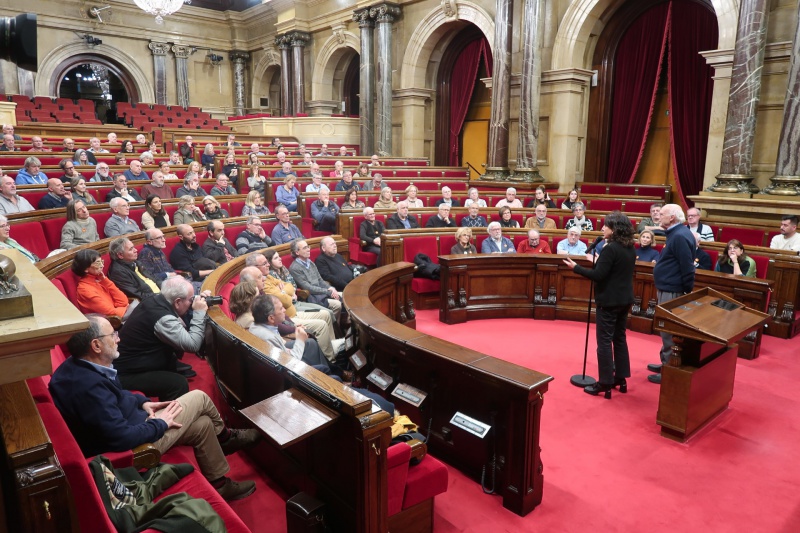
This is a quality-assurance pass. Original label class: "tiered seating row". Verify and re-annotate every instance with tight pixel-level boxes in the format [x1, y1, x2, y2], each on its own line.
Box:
[117, 102, 229, 132]
[6, 94, 100, 125]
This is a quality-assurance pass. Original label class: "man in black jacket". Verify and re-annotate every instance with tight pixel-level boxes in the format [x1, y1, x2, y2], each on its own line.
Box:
[201, 220, 238, 266]
[169, 224, 216, 282]
[359, 207, 385, 266]
[386, 201, 419, 229]
[315, 236, 355, 291]
[426, 204, 457, 228]
[107, 237, 159, 301]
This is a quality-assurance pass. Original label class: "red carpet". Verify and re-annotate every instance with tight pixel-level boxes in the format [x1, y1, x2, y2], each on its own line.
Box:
[187, 312, 800, 532]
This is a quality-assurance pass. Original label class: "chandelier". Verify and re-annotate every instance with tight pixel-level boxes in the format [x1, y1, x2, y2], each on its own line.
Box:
[133, 0, 189, 25]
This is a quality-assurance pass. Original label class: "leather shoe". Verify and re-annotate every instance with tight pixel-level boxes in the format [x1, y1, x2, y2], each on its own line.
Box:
[216, 477, 256, 501]
[220, 428, 262, 455]
[647, 373, 662, 384]
[647, 363, 662, 374]
[176, 362, 196, 378]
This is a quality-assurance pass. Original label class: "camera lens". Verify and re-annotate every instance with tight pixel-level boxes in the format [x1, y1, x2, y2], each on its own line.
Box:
[0, 14, 38, 72]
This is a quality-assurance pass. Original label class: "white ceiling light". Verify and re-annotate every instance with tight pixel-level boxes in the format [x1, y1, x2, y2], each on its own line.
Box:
[133, 0, 186, 25]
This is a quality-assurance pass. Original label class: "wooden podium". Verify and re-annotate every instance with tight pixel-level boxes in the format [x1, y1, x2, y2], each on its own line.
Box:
[654, 288, 769, 442]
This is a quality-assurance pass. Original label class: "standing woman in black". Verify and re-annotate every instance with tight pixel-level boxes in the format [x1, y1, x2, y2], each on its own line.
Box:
[563, 211, 637, 399]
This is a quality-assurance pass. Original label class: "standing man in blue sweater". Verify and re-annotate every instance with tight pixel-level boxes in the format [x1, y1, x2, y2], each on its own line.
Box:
[647, 204, 696, 384]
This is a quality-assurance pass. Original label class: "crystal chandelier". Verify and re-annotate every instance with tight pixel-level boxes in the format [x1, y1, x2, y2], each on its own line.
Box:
[133, 0, 187, 25]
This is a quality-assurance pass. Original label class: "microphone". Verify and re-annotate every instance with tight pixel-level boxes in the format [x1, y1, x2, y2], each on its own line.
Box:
[587, 235, 604, 253]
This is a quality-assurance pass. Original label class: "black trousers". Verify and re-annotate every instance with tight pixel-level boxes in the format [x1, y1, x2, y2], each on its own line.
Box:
[595, 305, 632, 385]
[119, 371, 189, 402]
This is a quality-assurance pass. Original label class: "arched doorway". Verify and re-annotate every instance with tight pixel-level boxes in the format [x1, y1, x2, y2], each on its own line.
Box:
[342, 55, 359, 116]
[254, 65, 282, 114]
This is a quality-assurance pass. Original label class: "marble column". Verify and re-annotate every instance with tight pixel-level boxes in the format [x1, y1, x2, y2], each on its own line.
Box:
[514, 0, 545, 182]
[171, 45, 195, 108]
[276, 35, 293, 117]
[229, 51, 250, 117]
[287, 32, 311, 116]
[371, 3, 401, 156]
[708, 0, 770, 194]
[148, 42, 170, 106]
[764, 2, 800, 196]
[354, 7, 375, 157]
[482, 0, 513, 181]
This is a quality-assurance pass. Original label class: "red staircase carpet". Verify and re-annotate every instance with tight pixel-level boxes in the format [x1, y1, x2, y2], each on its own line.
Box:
[188, 312, 800, 532]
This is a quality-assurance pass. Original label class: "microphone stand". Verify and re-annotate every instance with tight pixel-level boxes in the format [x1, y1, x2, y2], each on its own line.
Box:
[570, 239, 601, 388]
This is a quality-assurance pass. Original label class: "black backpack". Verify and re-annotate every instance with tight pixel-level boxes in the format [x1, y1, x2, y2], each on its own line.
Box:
[413, 253, 441, 280]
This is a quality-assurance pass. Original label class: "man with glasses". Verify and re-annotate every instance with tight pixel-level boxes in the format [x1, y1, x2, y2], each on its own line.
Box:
[58, 158, 83, 183]
[108, 237, 160, 301]
[209, 174, 235, 196]
[140, 170, 174, 200]
[29, 136, 51, 152]
[517, 229, 552, 254]
[271, 205, 305, 244]
[105, 174, 143, 203]
[49, 314, 260, 501]
[525, 204, 557, 230]
[90, 162, 112, 183]
[179, 136, 194, 163]
[0, 214, 38, 262]
[235, 216, 272, 255]
[104, 198, 140, 237]
[686, 207, 714, 242]
[62, 138, 76, 152]
[289, 239, 343, 315]
[0, 175, 35, 215]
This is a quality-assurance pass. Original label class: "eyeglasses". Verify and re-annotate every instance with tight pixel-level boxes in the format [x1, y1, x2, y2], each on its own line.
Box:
[149, 235, 166, 241]
[96, 331, 119, 340]
[0, 224, 9, 229]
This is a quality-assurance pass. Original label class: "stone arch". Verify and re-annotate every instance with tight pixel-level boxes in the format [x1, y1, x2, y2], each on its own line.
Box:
[551, 0, 739, 70]
[251, 52, 282, 110]
[311, 32, 361, 102]
[399, 1, 494, 91]
[36, 42, 153, 102]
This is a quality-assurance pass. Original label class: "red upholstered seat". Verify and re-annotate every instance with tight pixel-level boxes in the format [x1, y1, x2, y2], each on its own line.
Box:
[718, 226, 767, 248]
[41, 217, 67, 250]
[387, 443, 411, 515]
[402, 452, 449, 510]
[411, 278, 441, 294]
[751, 254, 769, 279]
[588, 199, 622, 212]
[9, 220, 50, 259]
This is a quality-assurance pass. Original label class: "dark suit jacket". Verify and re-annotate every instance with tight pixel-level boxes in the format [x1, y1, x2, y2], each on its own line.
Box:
[435, 199, 461, 207]
[425, 215, 457, 228]
[386, 213, 419, 230]
[105, 188, 144, 203]
[315, 253, 354, 291]
[108, 259, 158, 301]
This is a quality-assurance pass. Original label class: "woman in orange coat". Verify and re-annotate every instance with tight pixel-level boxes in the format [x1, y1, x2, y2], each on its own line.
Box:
[72, 249, 129, 318]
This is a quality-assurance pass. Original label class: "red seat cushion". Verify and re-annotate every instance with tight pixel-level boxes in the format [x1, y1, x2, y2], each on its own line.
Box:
[402, 454, 449, 510]
[411, 278, 440, 294]
[9, 221, 50, 259]
[387, 443, 412, 516]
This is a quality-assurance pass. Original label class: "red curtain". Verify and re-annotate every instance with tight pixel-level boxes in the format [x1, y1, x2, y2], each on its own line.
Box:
[668, 0, 718, 206]
[448, 38, 492, 166]
[605, 3, 670, 183]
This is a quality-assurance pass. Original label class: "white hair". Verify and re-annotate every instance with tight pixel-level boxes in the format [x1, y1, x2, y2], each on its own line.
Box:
[487, 221, 501, 232]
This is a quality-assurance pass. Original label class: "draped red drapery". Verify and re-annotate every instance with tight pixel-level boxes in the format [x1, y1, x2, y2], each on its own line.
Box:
[448, 38, 492, 167]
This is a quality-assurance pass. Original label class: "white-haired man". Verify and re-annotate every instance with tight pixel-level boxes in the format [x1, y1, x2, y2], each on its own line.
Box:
[481, 222, 516, 253]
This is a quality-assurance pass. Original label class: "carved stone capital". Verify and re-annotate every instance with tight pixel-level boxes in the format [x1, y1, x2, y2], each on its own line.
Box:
[274, 35, 292, 50]
[148, 41, 170, 56]
[229, 50, 250, 63]
[370, 3, 401, 23]
[353, 8, 375, 28]
[286, 31, 311, 48]
[171, 45, 195, 59]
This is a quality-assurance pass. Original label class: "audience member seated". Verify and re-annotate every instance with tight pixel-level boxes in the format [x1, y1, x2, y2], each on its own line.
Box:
[374, 186, 396, 210]
[210, 174, 236, 197]
[526, 185, 556, 208]
[0, 214, 38, 261]
[715, 239, 756, 277]
[108, 237, 160, 301]
[338, 146, 349, 157]
[248, 153, 264, 168]
[57, 158, 83, 184]
[276, 175, 301, 212]
[140, 152, 155, 166]
[2, 124, 21, 141]
[69, 177, 97, 207]
[168, 150, 183, 165]
[481, 222, 516, 254]
[157, 162, 178, 182]
[229, 279, 260, 328]
[369, 154, 381, 166]
[136, 134, 148, 145]
[0, 133, 19, 152]
[498, 206, 520, 228]
[26, 136, 50, 152]
[637, 203, 665, 234]
[557, 227, 588, 255]
[114, 153, 127, 166]
[251, 143, 266, 158]
[176, 173, 208, 199]
[247, 161, 267, 193]
[271, 205, 305, 244]
[48, 315, 260, 501]
[141, 195, 170, 230]
[329, 160, 344, 179]
[235, 216, 273, 255]
[179, 135, 195, 163]
[265, 248, 335, 322]
[202, 195, 229, 220]
[15, 156, 48, 185]
[451, 227, 477, 255]
[61, 138, 75, 152]
[524, 204, 556, 230]
[341, 188, 366, 211]
[315, 236, 355, 291]
[364, 172, 384, 191]
[119, 140, 136, 154]
[38, 178, 73, 209]
[435, 186, 461, 208]
[496, 187, 523, 208]
[107, 132, 119, 144]
[464, 187, 487, 208]
[72, 249, 130, 319]
[386, 201, 419, 229]
[105, 198, 141, 237]
[89, 162, 112, 183]
[122, 160, 149, 182]
[220, 153, 240, 190]
[426, 204, 457, 228]
[456, 203, 484, 227]
[0, 174, 35, 215]
[353, 163, 371, 183]
[106, 174, 144, 203]
[141, 171, 175, 200]
[304, 168, 328, 193]
[635, 230, 659, 263]
[686, 208, 714, 241]
[404, 185, 424, 208]
[241, 190, 270, 217]
[316, 143, 330, 156]
[693, 232, 712, 270]
[87, 137, 109, 155]
[170, 224, 216, 283]
[770, 214, 800, 252]
[311, 189, 340, 233]
[289, 239, 343, 315]
[173, 195, 207, 225]
[200, 143, 216, 172]
[564, 202, 594, 232]
[360, 207, 386, 264]
[335, 171, 360, 192]
[202, 221, 238, 265]
[139, 228, 181, 285]
[274, 161, 297, 179]
[74, 148, 95, 166]
[517, 229, 552, 254]
[61, 199, 99, 250]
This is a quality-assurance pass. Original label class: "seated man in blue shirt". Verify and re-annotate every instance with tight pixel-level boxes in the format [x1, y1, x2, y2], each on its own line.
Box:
[49, 314, 260, 501]
[481, 221, 516, 253]
[38, 178, 73, 209]
[386, 201, 419, 229]
[271, 205, 305, 244]
[557, 227, 588, 255]
[310, 189, 340, 233]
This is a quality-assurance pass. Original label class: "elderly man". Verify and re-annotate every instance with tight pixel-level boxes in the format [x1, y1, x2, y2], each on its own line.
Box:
[637, 203, 664, 234]
[369, 154, 381, 167]
[316, 143, 330, 156]
[686, 208, 715, 242]
[557, 227, 588, 255]
[271, 205, 305, 244]
[360, 207, 386, 263]
[38, 178, 73, 209]
[140, 171, 174, 200]
[304, 167, 328, 193]
[236, 216, 273, 254]
[518, 229, 552, 254]
[61, 200, 98, 250]
[335, 170, 360, 192]
[272, 151, 286, 167]
[525, 204, 557, 230]
[426, 204, 457, 228]
[169, 150, 183, 165]
[338, 146, 349, 157]
[481, 222, 516, 253]
[495, 187, 523, 208]
[136, 134, 148, 145]
[29, 136, 51, 152]
[770, 215, 800, 252]
[62, 138, 76, 152]
[105, 174, 143, 203]
[88, 137, 108, 154]
[15, 156, 48, 184]
[202, 220, 238, 265]
[461, 203, 488, 227]
[49, 315, 259, 501]
[250, 143, 266, 157]
[108, 237, 160, 301]
[176, 173, 208, 198]
[310, 189, 340, 233]
[0, 134, 19, 152]
[57, 158, 83, 183]
[289, 239, 343, 315]
[2, 124, 21, 140]
[386, 201, 419, 229]
[275, 161, 297, 179]
[123, 159, 150, 182]
[0, 175, 35, 214]
[104, 198, 140, 237]
[299, 152, 313, 166]
[107, 132, 119, 144]
[315, 236, 355, 291]
[564, 202, 593, 231]
[179, 135, 194, 163]
[90, 162, 112, 183]
[693, 232, 712, 270]
[210, 174, 236, 196]
[169, 224, 216, 283]
[225, 134, 240, 148]
[294, 144, 307, 157]
[435, 186, 461, 207]
[137, 229, 177, 283]
[363, 172, 383, 191]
